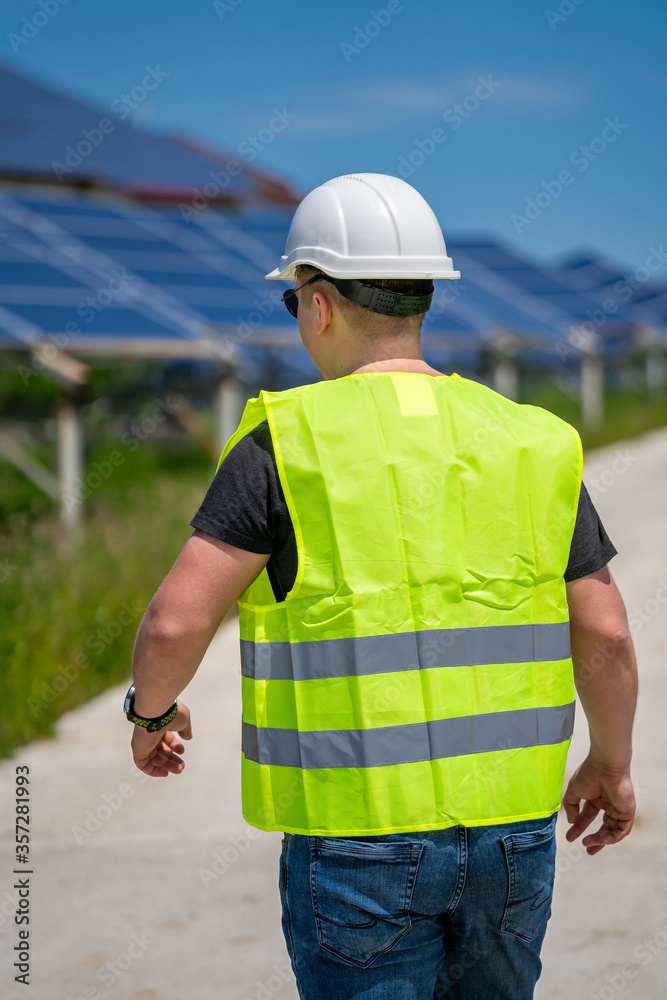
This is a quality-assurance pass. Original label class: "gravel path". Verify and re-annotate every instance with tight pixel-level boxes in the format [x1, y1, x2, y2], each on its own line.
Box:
[1, 427, 665, 1000]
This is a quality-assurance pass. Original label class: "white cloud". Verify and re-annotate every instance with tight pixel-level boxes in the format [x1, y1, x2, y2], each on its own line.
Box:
[287, 111, 376, 135]
[491, 77, 587, 110]
[351, 80, 455, 113]
[273, 74, 588, 137]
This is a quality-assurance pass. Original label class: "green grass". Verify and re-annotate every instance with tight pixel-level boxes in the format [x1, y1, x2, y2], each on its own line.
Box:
[0, 444, 213, 758]
[520, 377, 667, 450]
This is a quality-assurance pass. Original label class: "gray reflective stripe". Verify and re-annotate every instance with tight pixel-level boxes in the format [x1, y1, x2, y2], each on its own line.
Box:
[242, 702, 575, 770]
[241, 622, 571, 682]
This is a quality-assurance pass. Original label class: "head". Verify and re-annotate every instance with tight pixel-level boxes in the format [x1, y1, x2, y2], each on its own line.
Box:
[266, 173, 460, 378]
[291, 265, 435, 380]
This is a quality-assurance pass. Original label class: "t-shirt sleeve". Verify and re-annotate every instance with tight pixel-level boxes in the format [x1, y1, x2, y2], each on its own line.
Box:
[564, 482, 618, 582]
[190, 422, 287, 555]
[191, 429, 617, 589]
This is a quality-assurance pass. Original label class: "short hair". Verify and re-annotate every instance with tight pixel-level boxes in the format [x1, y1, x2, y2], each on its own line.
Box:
[295, 265, 433, 336]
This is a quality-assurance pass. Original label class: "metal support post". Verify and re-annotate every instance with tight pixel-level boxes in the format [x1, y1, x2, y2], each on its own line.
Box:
[57, 396, 84, 532]
[492, 335, 520, 401]
[216, 377, 244, 455]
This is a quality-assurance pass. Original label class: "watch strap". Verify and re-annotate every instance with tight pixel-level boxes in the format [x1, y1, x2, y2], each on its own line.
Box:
[124, 683, 178, 733]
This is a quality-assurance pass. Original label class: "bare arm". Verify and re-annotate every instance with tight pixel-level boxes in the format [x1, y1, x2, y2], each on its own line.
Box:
[564, 565, 638, 854]
[129, 529, 270, 777]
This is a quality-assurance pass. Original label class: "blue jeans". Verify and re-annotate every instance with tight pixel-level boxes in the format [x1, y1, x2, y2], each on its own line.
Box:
[279, 812, 558, 1000]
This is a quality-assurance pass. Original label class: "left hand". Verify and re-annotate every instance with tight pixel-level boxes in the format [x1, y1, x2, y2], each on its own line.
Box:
[131, 701, 193, 777]
[563, 755, 635, 856]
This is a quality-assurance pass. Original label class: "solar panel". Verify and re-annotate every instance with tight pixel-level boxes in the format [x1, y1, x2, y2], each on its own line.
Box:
[1, 181, 658, 384]
[553, 254, 667, 329]
[453, 241, 652, 351]
[6, 303, 180, 337]
[0, 65, 255, 201]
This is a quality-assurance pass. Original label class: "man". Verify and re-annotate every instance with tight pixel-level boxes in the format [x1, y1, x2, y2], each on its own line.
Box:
[127, 174, 637, 999]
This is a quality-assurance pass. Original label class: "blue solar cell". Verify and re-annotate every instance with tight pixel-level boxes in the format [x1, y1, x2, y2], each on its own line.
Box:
[67, 234, 183, 253]
[494, 269, 566, 294]
[91, 249, 225, 273]
[6, 303, 182, 338]
[147, 286, 253, 308]
[130, 269, 249, 290]
[15, 197, 125, 219]
[0, 260, 89, 287]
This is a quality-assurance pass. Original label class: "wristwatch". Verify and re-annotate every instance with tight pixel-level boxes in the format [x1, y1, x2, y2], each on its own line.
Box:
[124, 683, 178, 733]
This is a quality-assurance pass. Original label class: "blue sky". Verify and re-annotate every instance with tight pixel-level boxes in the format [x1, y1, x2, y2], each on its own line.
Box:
[1, 0, 665, 271]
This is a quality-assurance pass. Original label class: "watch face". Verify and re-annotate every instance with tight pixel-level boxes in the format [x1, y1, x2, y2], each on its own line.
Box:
[124, 684, 135, 714]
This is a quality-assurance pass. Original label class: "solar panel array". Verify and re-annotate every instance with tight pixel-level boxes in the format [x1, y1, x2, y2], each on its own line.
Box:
[0, 64, 293, 203]
[451, 239, 666, 361]
[0, 183, 661, 387]
[554, 253, 667, 328]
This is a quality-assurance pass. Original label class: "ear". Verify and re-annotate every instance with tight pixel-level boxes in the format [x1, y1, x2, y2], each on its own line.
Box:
[312, 290, 333, 335]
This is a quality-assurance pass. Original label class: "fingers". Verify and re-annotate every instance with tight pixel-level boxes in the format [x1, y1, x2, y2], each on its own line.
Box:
[134, 750, 184, 778]
[565, 798, 601, 842]
[582, 813, 634, 852]
[566, 801, 635, 855]
[132, 731, 187, 778]
[174, 702, 193, 740]
[177, 725, 192, 741]
[563, 787, 583, 825]
[161, 731, 186, 754]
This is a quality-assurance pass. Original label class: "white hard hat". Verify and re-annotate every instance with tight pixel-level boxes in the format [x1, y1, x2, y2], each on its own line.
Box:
[265, 173, 460, 281]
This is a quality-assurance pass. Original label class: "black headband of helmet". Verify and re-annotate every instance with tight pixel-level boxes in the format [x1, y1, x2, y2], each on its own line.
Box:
[331, 278, 433, 317]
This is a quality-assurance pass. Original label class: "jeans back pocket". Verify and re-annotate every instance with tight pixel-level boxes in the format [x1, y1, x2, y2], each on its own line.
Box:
[309, 836, 424, 968]
[500, 815, 558, 943]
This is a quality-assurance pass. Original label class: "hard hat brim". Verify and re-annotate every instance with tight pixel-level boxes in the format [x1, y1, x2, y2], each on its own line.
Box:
[265, 253, 461, 281]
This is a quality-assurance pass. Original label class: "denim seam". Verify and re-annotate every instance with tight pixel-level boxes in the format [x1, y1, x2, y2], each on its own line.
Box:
[308, 837, 418, 859]
[445, 825, 468, 916]
[500, 820, 557, 943]
[403, 842, 426, 912]
[281, 834, 298, 965]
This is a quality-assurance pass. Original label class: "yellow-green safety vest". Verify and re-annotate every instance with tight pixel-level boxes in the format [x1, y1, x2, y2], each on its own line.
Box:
[218, 372, 583, 836]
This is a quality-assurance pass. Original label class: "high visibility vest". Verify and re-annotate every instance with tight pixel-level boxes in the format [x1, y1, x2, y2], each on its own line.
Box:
[219, 372, 583, 836]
